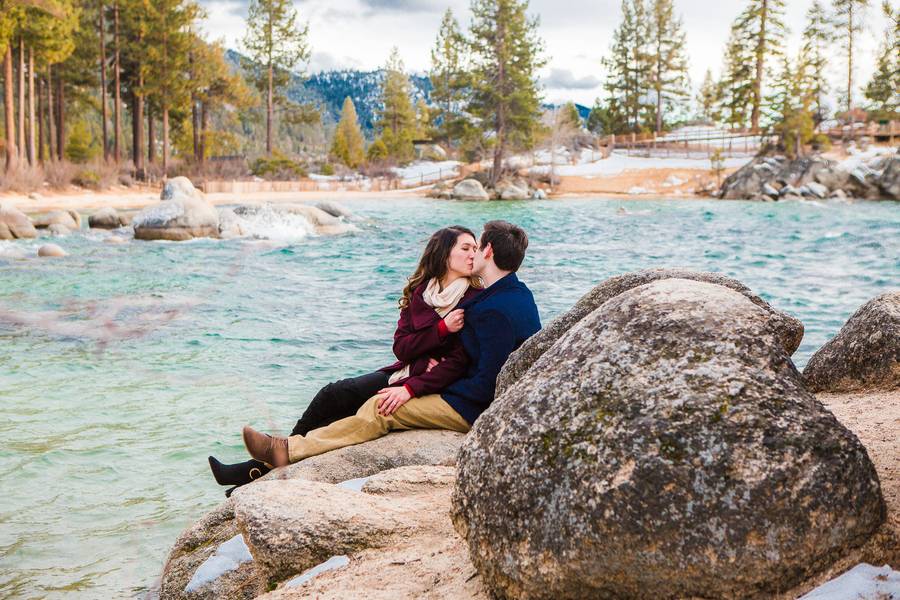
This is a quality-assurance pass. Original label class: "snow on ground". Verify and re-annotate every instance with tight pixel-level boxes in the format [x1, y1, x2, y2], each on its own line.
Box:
[285, 555, 351, 588]
[529, 151, 750, 178]
[184, 534, 253, 593]
[392, 160, 461, 184]
[337, 477, 371, 492]
[799, 563, 900, 599]
[836, 143, 900, 173]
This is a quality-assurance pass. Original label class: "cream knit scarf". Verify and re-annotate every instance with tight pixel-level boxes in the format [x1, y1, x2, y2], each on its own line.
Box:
[388, 277, 470, 385]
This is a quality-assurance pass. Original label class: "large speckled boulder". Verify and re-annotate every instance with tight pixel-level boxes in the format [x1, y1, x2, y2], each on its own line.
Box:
[0, 203, 37, 240]
[133, 177, 219, 241]
[496, 269, 804, 396]
[453, 278, 884, 600]
[804, 292, 900, 393]
[877, 153, 900, 200]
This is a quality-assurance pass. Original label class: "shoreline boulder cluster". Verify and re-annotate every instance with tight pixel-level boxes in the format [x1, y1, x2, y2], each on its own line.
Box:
[430, 177, 547, 201]
[0, 176, 358, 253]
[719, 149, 900, 201]
[157, 270, 898, 600]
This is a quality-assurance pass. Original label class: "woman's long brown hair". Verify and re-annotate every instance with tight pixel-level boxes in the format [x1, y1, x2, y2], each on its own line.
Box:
[399, 226, 481, 310]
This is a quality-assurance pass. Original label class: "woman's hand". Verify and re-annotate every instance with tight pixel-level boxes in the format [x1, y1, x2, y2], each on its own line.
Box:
[377, 386, 412, 416]
[443, 309, 465, 333]
[425, 358, 441, 373]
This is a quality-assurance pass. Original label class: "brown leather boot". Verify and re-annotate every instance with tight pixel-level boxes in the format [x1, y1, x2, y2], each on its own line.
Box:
[242, 426, 290, 468]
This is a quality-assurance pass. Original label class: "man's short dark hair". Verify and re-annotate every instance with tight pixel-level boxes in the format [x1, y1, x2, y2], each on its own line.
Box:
[480, 220, 528, 272]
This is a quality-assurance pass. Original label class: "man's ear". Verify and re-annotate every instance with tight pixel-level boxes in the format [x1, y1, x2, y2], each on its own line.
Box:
[482, 242, 493, 260]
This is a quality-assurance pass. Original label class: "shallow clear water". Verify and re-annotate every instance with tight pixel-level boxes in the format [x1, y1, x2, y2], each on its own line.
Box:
[0, 197, 897, 598]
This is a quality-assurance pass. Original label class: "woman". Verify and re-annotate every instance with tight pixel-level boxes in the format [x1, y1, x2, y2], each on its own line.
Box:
[209, 225, 481, 495]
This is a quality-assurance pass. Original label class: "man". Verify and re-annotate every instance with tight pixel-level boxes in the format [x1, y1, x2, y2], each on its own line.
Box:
[242, 220, 541, 467]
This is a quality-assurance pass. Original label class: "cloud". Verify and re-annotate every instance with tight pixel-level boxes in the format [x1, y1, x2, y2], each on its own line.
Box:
[542, 68, 601, 90]
[358, 0, 445, 13]
[309, 51, 363, 72]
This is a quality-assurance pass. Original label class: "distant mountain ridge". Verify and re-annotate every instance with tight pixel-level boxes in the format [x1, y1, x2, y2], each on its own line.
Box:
[225, 49, 432, 134]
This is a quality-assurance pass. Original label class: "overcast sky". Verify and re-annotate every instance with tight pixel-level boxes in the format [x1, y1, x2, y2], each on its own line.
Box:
[198, 0, 891, 107]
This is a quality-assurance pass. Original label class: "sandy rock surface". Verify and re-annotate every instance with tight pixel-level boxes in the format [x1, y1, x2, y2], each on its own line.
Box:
[133, 177, 220, 241]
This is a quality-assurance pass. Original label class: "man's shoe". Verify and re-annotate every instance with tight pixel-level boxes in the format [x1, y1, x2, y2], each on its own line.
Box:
[208, 456, 270, 487]
[242, 426, 290, 468]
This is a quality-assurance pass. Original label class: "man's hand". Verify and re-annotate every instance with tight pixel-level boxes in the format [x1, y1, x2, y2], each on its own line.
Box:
[443, 309, 465, 333]
[377, 386, 412, 416]
[425, 358, 442, 373]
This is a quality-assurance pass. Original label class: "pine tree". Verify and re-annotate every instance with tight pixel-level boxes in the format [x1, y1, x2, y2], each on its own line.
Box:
[242, 0, 310, 155]
[863, 3, 899, 119]
[769, 52, 815, 157]
[732, 0, 787, 131]
[603, 0, 652, 131]
[377, 48, 416, 163]
[586, 95, 627, 134]
[429, 8, 470, 145]
[718, 20, 755, 128]
[832, 0, 869, 115]
[468, 0, 546, 186]
[367, 137, 388, 163]
[802, 1, 833, 123]
[331, 96, 365, 168]
[697, 68, 719, 122]
[647, 0, 689, 133]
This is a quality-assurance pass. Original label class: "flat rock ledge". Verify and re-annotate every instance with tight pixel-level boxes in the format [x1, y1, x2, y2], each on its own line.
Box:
[803, 291, 900, 393]
[158, 430, 476, 600]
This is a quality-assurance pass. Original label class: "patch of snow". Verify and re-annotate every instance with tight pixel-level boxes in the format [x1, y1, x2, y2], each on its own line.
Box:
[530, 151, 750, 177]
[185, 534, 253, 593]
[628, 186, 653, 195]
[663, 175, 684, 186]
[799, 563, 900, 600]
[392, 160, 461, 183]
[337, 477, 371, 492]
[284, 555, 350, 588]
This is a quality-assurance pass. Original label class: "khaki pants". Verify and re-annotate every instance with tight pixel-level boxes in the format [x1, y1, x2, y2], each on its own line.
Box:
[287, 393, 470, 463]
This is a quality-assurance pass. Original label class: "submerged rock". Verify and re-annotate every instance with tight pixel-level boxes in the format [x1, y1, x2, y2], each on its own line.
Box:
[452, 179, 489, 201]
[133, 177, 219, 241]
[38, 243, 67, 257]
[315, 201, 355, 220]
[453, 278, 885, 600]
[496, 268, 804, 396]
[0, 203, 37, 240]
[47, 223, 71, 236]
[804, 292, 900, 393]
[89, 207, 128, 229]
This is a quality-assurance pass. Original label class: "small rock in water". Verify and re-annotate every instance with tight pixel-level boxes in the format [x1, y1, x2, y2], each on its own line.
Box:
[38, 244, 67, 258]
[47, 223, 71, 236]
[105, 235, 126, 244]
[89, 207, 126, 230]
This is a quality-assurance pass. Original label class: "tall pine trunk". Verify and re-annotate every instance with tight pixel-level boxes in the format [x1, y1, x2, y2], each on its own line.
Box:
[47, 65, 56, 160]
[266, 62, 274, 154]
[751, 0, 769, 131]
[133, 88, 144, 175]
[17, 36, 25, 160]
[846, 6, 854, 115]
[99, 0, 109, 161]
[162, 106, 169, 175]
[200, 100, 208, 165]
[27, 47, 35, 165]
[491, 18, 507, 188]
[56, 78, 65, 161]
[655, 40, 663, 134]
[3, 44, 17, 172]
[113, 0, 122, 163]
[38, 77, 45, 163]
[147, 105, 155, 164]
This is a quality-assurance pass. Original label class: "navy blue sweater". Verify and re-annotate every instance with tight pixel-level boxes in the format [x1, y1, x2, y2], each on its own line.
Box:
[442, 273, 541, 424]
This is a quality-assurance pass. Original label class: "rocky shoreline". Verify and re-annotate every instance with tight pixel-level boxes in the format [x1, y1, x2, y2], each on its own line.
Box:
[155, 271, 899, 600]
[719, 148, 900, 201]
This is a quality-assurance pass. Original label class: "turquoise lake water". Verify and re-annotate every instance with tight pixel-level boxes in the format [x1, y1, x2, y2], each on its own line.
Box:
[0, 197, 897, 598]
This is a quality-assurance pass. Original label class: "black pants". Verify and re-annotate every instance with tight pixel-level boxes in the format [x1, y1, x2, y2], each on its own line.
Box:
[290, 370, 390, 436]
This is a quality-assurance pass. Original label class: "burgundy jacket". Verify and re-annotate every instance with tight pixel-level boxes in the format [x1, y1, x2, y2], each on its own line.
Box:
[379, 284, 481, 398]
